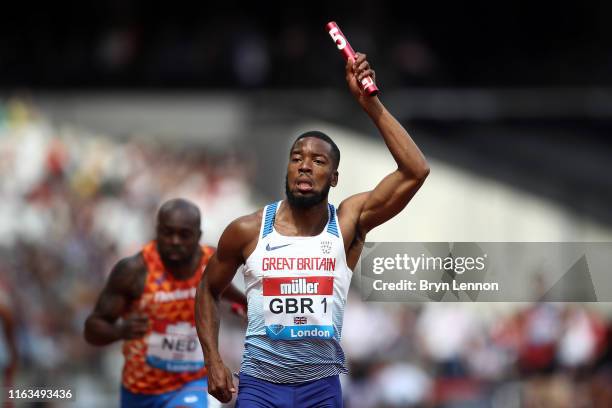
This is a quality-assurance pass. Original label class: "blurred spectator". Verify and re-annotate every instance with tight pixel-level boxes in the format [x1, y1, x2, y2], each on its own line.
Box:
[558, 305, 606, 370]
[517, 302, 562, 376]
[373, 362, 431, 408]
[416, 304, 479, 378]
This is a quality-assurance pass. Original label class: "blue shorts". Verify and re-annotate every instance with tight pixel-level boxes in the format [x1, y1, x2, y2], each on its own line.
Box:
[120, 377, 209, 408]
[236, 373, 342, 408]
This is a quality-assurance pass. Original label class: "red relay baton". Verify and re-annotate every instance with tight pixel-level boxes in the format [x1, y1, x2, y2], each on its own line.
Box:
[325, 21, 379, 96]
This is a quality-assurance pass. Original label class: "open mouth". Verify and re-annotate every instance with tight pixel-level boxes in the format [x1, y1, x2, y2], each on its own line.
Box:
[296, 179, 313, 193]
[165, 248, 185, 259]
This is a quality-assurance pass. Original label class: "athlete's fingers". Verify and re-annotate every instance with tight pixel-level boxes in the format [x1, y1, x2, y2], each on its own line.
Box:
[127, 323, 149, 334]
[118, 319, 146, 339]
[129, 319, 149, 328]
[357, 69, 375, 82]
[129, 323, 149, 331]
[213, 388, 231, 403]
[354, 52, 366, 67]
[345, 57, 355, 82]
[209, 380, 229, 403]
[217, 386, 232, 403]
[217, 368, 235, 402]
[208, 365, 234, 403]
[345, 58, 352, 72]
[128, 314, 149, 323]
[130, 324, 148, 333]
[226, 368, 236, 393]
[127, 330, 147, 339]
[125, 317, 149, 331]
[210, 387, 228, 403]
[356, 60, 370, 74]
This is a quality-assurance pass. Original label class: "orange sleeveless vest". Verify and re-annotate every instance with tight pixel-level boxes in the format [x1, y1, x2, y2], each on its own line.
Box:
[121, 241, 213, 394]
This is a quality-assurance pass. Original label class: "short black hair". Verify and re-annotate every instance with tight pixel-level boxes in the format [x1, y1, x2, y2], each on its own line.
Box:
[157, 198, 201, 229]
[292, 130, 340, 169]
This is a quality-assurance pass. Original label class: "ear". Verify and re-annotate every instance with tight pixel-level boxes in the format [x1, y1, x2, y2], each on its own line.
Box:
[331, 170, 339, 187]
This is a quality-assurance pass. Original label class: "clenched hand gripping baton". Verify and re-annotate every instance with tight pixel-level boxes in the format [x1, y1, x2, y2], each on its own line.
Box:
[325, 21, 379, 96]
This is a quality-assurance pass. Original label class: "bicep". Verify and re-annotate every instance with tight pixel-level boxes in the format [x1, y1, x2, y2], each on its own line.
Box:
[90, 286, 129, 323]
[90, 258, 141, 322]
[342, 170, 425, 236]
[202, 217, 254, 297]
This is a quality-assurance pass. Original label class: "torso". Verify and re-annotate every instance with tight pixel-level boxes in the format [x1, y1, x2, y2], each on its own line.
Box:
[121, 241, 214, 394]
[239, 200, 353, 383]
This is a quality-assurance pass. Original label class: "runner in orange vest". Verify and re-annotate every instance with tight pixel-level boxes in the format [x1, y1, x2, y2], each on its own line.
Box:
[84, 198, 246, 408]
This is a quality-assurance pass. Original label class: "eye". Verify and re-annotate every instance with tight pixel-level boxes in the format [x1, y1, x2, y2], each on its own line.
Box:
[180, 231, 193, 239]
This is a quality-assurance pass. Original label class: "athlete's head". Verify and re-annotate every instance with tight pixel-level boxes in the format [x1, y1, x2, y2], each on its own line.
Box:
[285, 131, 340, 208]
[156, 198, 202, 267]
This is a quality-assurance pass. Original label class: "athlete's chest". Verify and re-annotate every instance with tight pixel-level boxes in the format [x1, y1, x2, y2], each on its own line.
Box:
[247, 234, 342, 276]
[139, 272, 198, 315]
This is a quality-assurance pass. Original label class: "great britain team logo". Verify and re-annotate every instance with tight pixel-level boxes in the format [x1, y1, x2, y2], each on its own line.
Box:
[320, 240, 332, 255]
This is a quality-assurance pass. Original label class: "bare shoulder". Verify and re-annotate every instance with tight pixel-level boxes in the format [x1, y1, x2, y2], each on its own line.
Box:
[223, 209, 263, 242]
[337, 192, 370, 239]
[107, 253, 147, 299]
[218, 208, 264, 262]
[338, 192, 370, 219]
[335, 193, 370, 268]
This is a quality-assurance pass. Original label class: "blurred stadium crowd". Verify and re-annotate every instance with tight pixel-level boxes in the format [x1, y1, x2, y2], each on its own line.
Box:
[0, 100, 610, 407]
[0, 99, 254, 405]
[2, 2, 611, 89]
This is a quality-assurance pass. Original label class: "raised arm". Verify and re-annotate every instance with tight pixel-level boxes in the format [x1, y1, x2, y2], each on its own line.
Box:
[84, 255, 147, 346]
[339, 52, 430, 238]
[195, 214, 258, 403]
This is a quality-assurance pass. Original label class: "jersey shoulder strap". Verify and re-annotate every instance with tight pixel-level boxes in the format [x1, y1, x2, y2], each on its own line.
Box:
[261, 201, 280, 239]
[326, 203, 339, 238]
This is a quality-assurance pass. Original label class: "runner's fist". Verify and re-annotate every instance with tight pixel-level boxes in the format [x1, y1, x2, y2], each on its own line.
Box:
[118, 314, 149, 340]
[207, 362, 236, 403]
[345, 52, 377, 103]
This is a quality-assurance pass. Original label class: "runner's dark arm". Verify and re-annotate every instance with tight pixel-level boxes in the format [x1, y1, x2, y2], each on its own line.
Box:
[204, 247, 247, 309]
[339, 52, 430, 237]
[84, 255, 146, 346]
[195, 215, 257, 403]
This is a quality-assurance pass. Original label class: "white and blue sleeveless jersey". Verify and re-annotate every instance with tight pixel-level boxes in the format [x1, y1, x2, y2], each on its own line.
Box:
[240, 201, 353, 383]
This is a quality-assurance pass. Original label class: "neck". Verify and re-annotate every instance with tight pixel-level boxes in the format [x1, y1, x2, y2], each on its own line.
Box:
[162, 251, 202, 281]
[277, 199, 329, 236]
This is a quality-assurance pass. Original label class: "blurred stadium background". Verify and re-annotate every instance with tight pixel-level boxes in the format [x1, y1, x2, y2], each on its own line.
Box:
[1, 1, 612, 407]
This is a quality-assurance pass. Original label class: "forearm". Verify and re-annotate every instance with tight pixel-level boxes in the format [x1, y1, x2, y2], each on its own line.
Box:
[84, 316, 122, 346]
[221, 284, 247, 309]
[195, 277, 224, 366]
[362, 97, 429, 179]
